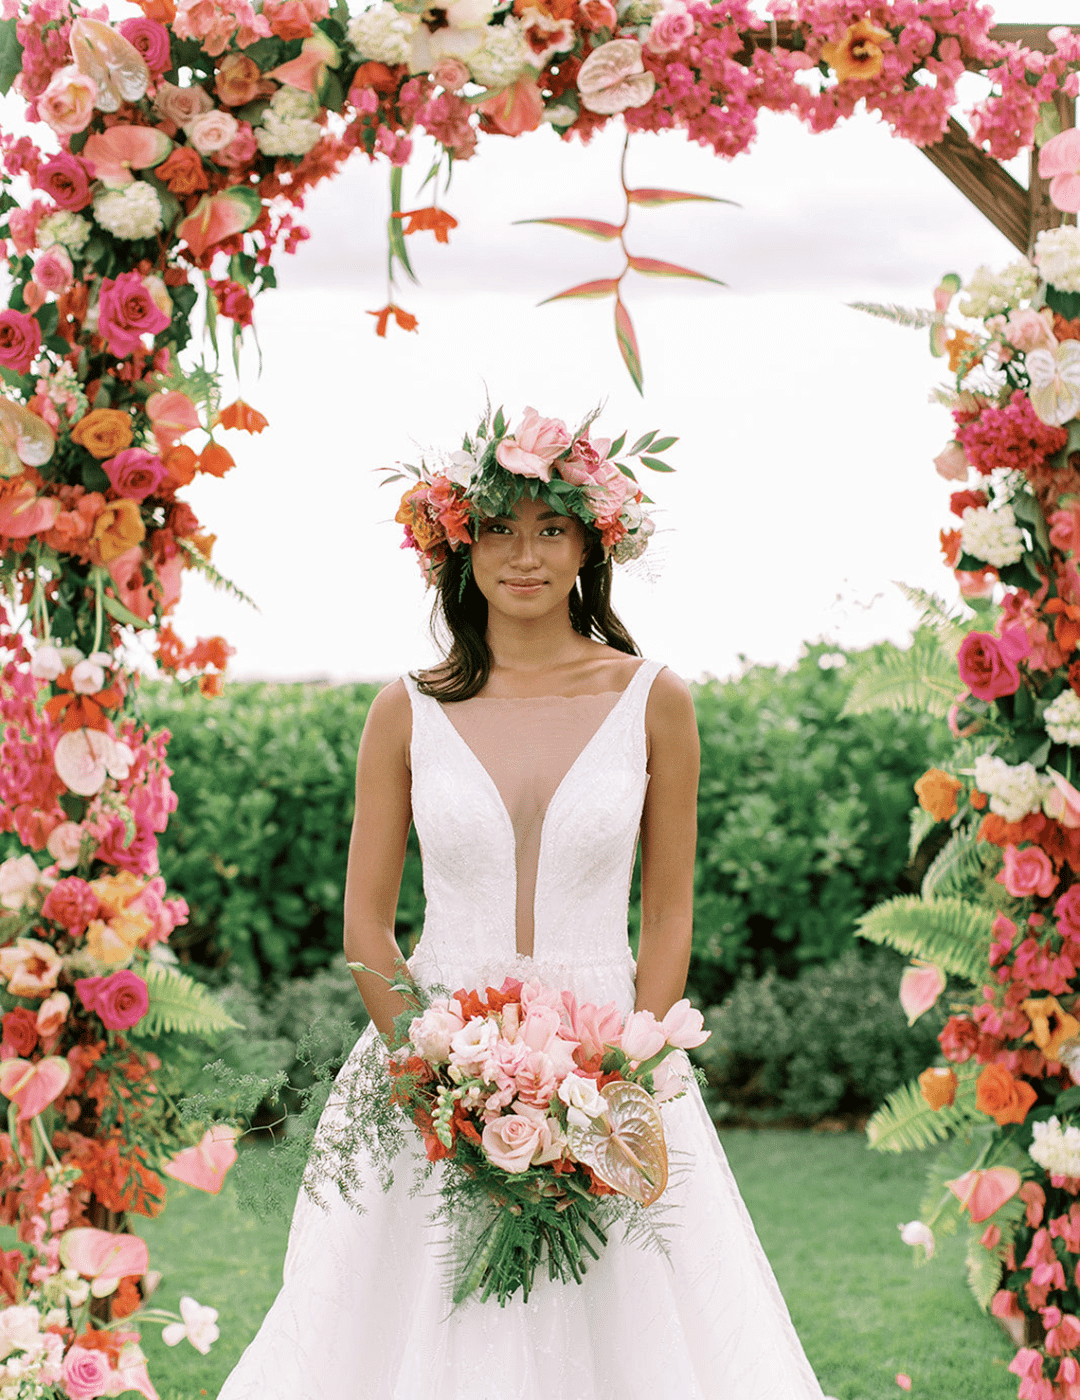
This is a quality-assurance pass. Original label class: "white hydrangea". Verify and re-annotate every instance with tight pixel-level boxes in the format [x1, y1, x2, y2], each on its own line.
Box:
[973, 754, 1051, 823]
[468, 18, 529, 89]
[958, 259, 1039, 318]
[1046, 688, 1080, 747]
[255, 111, 323, 156]
[36, 210, 90, 253]
[93, 181, 164, 240]
[270, 85, 319, 121]
[959, 503, 1025, 568]
[347, 3, 419, 63]
[1030, 1115, 1080, 1177]
[1035, 227, 1080, 294]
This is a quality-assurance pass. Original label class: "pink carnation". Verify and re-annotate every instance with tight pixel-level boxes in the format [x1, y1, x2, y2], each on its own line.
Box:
[40, 877, 98, 935]
[954, 391, 1068, 479]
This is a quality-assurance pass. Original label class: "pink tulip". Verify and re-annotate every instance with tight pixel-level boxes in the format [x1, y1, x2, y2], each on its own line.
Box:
[619, 1010, 667, 1063]
[163, 1125, 239, 1194]
[59, 1226, 149, 1293]
[899, 962, 946, 1026]
[1039, 129, 1080, 214]
[0, 1055, 70, 1120]
[660, 998, 710, 1049]
[569, 998, 622, 1062]
[947, 1166, 1022, 1223]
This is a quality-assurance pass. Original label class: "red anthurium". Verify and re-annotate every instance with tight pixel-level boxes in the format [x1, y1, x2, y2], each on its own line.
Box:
[178, 187, 261, 259]
[267, 31, 339, 93]
[0, 1055, 71, 1121]
[163, 1125, 239, 1194]
[0, 479, 60, 538]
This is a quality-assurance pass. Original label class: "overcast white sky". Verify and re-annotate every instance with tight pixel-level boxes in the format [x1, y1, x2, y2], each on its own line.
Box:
[5, 0, 1074, 681]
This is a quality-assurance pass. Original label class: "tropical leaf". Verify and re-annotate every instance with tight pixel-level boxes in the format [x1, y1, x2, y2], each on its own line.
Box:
[921, 828, 1002, 901]
[178, 539, 259, 611]
[540, 278, 620, 304]
[615, 299, 643, 396]
[101, 593, 152, 631]
[908, 805, 938, 863]
[0, 19, 22, 96]
[515, 217, 622, 241]
[626, 255, 725, 285]
[849, 301, 937, 329]
[840, 632, 960, 719]
[625, 189, 737, 207]
[135, 965, 242, 1038]
[387, 165, 417, 286]
[857, 893, 993, 984]
[894, 582, 982, 652]
[867, 1058, 984, 1153]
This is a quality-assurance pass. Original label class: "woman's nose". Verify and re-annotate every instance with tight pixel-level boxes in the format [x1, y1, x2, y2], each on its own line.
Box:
[509, 531, 540, 566]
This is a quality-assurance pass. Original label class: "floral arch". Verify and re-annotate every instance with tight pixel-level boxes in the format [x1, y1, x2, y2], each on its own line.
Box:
[0, 0, 1078, 1394]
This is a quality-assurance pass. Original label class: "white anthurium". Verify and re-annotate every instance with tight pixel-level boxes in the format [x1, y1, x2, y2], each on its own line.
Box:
[410, 22, 489, 73]
[898, 1220, 935, 1259]
[162, 1296, 220, 1355]
[1027, 339, 1080, 426]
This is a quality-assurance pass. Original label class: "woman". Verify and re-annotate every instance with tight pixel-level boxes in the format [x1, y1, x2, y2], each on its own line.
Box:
[218, 406, 825, 1400]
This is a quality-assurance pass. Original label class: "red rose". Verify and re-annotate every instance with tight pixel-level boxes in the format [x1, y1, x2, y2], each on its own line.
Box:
[74, 970, 148, 1031]
[939, 1015, 980, 1063]
[957, 629, 1029, 701]
[0, 310, 41, 375]
[949, 489, 989, 518]
[1, 1007, 38, 1058]
[33, 152, 92, 211]
[41, 877, 100, 935]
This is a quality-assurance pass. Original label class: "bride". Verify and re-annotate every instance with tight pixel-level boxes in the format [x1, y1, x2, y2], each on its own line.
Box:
[218, 405, 825, 1400]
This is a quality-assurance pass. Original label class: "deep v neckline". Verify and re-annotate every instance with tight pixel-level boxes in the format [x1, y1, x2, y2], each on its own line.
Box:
[427, 663, 649, 956]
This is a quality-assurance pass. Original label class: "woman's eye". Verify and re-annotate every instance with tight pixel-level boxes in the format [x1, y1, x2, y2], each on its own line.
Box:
[541, 526, 564, 536]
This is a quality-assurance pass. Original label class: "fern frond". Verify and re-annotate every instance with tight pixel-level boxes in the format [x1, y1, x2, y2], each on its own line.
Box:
[135, 965, 242, 1037]
[857, 893, 993, 984]
[967, 1196, 1024, 1310]
[867, 1059, 984, 1153]
[908, 806, 938, 862]
[178, 541, 259, 611]
[149, 358, 221, 426]
[893, 583, 974, 652]
[921, 828, 1002, 901]
[848, 301, 937, 329]
[841, 633, 960, 719]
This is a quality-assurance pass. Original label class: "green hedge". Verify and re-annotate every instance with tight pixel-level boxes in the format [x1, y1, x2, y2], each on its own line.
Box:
[141, 644, 944, 990]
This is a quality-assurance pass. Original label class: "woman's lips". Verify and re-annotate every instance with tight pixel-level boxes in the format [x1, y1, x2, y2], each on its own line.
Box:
[502, 580, 546, 594]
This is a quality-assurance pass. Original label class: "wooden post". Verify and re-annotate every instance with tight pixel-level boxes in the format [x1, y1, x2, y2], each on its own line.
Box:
[1029, 89, 1077, 255]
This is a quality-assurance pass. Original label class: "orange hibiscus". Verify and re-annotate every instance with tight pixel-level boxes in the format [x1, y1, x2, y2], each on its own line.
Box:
[821, 18, 891, 83]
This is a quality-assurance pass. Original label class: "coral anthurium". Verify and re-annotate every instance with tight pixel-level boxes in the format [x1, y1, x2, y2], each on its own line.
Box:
[947, 1167, 1023, 1223]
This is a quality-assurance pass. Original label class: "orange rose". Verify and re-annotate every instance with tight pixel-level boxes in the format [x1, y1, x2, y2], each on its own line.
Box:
[215, 54, 265, 106]
[155, 146, 209, 196]
[821, 18, 890, 83]
[70, 409, 134, 460]
[396, 486, 441, 552]
[976, 1062, 1038, 1126]
[914, 768, 962, 822]
[918, 1066, 957, 1111]
[91, 498, 145, 564]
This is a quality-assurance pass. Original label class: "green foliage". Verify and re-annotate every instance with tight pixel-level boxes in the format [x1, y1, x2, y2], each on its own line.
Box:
[866, 1058, 984, 1153]
[134, 964, 242, 1037]
[856, 894, 997, 985]
[919, 827, 1001, 902]
[841, 629, 963, 720]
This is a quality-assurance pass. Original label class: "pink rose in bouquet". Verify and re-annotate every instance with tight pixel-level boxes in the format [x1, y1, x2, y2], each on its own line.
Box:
[1005, 307, 1056, 353]
[75, 969, 149, 1030]
[32, 247, 73, 297]
[60, 1345, 113, 1399]
[38, 66, 97, 136]
[409, 999, 466, 1063]
[480, 1112, 544, 1172]
[118, 16, 172, 73]
[153, 81, 215, 127]
[103, 448, 167, 502]
[33, 152, 92, 211]
[495, 408, 572, 480]
[999, 844, 1058, 900]
[0, 310, 42, 375]
[645, 3, 695, 55]
[98, 272, 171, 360]
[41, 877, 99, 935]
[186, 109, 240, 155]
[957, 628, 1030, 701]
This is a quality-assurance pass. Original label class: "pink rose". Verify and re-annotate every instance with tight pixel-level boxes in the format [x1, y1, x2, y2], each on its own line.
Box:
[60, 1345, 113, 1400]
[41, 877, 99, 935]
[75, 969, 150, 1030]
[644, 3, 695, 55]
[579, 0, 617, 31]
[103, 448, 166, 502]
[585, 460, 632, 521]
[495, 407, 572, 480]
[409, 1001, 466, 1063]
[433, 57, 469, 91]
[660, 998, 709, 1049]
[47, 821, 84, 870]
[619, 1009, 666, 1063]
[514, 1049, 557, 1107]
[0, 310, 41, 376]
[186, 109, 240, 155]
[577, 39, 655, 116]
[1057, 885, 1080, 938]
[957, 628, 1030, 701]
[481, 1112, 543, 1172]
[7, 208, 42, 256]
[999, 844, 1057, 900]
[34, 152, 92, 211]
[38, 66, 97, 136]
[934, 441, 969, 481]
[558, 435, 613, 486]
[118, 16, 172, 72]
[98, 271, 171, 360]
[218, 121, 258, 168]
[1005, 308, 1056, 353]
[153, 81, 215, 127]
[32, 247, 73, 296]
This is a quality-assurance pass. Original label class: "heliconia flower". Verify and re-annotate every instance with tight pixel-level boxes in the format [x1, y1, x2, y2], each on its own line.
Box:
[0, 1055, 70, 1121]
[899, 961, 946, 1026]
[162, 1295, 220, 1354]
[82, 125, 173, 189]
[163, 1125, 239, 1194]
[947, 1166, 1022, 1223]
[69, 17, 150, 111]
[59, 1226, 149, 1296]
[1039, 129, 1080, 214]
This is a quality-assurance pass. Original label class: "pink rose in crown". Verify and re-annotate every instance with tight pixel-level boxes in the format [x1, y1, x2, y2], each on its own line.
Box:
[163, 1125, 239, 1193]
[957, 628, 1030, 701]
[98, 272, 171, 360]
[558, 436, 613, 487]
[481, 1113, 543, 1172]
[998, 844, 1057, 900]
[33, 152, 92, 211]
[645, 2, 695, 55]
[103, 448, 167, 502]
[495, 408, 572, 480]
[75, 970, 149, 1031]
[1039, 128, 1080, 214]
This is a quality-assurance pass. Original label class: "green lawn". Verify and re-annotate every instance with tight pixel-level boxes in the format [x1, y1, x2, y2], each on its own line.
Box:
[128, 1131, 1018, 1400]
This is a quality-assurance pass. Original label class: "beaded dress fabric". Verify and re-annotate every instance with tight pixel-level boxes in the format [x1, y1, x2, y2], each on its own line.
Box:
[218, 660, 825, 1400]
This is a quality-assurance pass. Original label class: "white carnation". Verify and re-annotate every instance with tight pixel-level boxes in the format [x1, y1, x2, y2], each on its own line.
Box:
[959, 503, 1024, 568]
[1030, 1115, 1080, 1177]
[93, 181, 163, 240]
[269, 84, 319, 121]
[957, 259, 1038, 318]
[347, 3, 419, 63]
[37, 210, 90, 253]
[255, 112, 322, 156]
[1045, 688, 1080, 747]
[468, 18, 529, 89]
[1035, 227, 1080, 294]
[973, 754, 1051, 823]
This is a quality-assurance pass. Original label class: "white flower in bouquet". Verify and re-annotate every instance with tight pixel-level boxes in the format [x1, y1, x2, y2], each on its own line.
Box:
[37, 210, 90, 253]
[1030, 1115, 1080, 1177]
[0, 855, 42, 911]
[448, 1015, 500, 1077]
[959, 503, 1024, 568]
[93, 181, 163, 240]
[557, 1072, 606, 1129]
[0, 1306, 44, 1360]
[348, 3, 419, 64]
[409, 1000, 465, 1063]
[973, 754, 1051, 823]
[898, 1220, 935, 1259]
[270, 85, 319, 121]
[1046, 689, 1080, 747]
[256, 110, 322, 157]
[1035, 227, 1080, 294]
[162, 1295, 220, 1355]
[1028, 340, 1080, 427]
[958, 259, 1038, 318]
[468, 19, 529, 90]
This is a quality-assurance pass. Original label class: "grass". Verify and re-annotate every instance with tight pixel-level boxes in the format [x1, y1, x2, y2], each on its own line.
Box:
[123, 1131, 1018, 1400]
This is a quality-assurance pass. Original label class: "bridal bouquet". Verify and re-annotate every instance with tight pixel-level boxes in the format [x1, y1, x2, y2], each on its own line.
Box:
[348, 965, 708, 1306]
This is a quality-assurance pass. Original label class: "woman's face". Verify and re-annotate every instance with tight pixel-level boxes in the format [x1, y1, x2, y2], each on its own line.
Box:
[470, 495, 588, 618]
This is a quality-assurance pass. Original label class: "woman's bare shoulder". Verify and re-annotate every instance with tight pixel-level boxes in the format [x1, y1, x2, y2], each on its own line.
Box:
[645, 667, 697, 738]
[360, 678, 412, 755]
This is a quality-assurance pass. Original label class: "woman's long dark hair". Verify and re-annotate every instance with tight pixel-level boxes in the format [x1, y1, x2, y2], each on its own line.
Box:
[415, 532, 639, 702]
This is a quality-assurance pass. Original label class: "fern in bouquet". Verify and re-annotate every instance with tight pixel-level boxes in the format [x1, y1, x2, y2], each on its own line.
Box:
[343, 963, 708, 1307]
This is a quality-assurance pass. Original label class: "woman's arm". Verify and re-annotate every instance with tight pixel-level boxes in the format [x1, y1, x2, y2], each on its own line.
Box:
[343, 679, 414, 1036]
[635, 668, 700, 1019]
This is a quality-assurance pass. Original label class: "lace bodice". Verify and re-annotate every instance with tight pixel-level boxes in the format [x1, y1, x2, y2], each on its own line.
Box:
[403, 659, 665, 1011]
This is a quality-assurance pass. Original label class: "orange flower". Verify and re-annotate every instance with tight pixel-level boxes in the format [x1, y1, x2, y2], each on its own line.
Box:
[944, 328, 981, 374]
[914, 768, 961, 821]
[352, 61, 400, 94]
[975, 1062, 1037, 1126]
[163, 444, 198, 488]
[198, 672, 225, 697]
[970, 789, 988, 810]
[215, 399, 268, 434]
[368, 304, 419, 337]
[940, 528, 961, 568]
[215, 53, 267, 107]
[1046, 598, 1080, 657]
[196, 443, 235, 478]
[393, 206, 458, 243]
[918, 1066, 957, 1111]
[90, 498, 145, 564]
[70, 409, 133, 460]
[395, 485, 441, 552]
[821, 18, 891, 83]
[1022, 995, 1080, 1062]
[154, 145, 209, 196]
[136, 0, 175, 20]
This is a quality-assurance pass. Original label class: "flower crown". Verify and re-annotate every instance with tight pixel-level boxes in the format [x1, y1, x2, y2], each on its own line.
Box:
[391, 406, 675, 584]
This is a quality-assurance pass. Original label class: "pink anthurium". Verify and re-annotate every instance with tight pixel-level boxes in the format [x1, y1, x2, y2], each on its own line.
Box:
[899, 960, 946, 1027]
[82, 125, 172, 188]
[163, 1125, 239, 1194]
[1039, 129, 1080, 214]
[267, 31, 340, 94]
[0, 1055, 71, 1121]
[146, 391, 201, 450]
[69, 17, 150, 111]
[178, 187, 261, 260]
[0, 396, 54, 476]
[947, 1166, 1022, 1223]
[0, 480, 60, 538]
[59, 1226, 149, 1296]
[1045, 769, 1080, 829]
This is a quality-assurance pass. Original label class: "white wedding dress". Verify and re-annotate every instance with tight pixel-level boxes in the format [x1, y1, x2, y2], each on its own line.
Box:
[218, 660, 826, 1400]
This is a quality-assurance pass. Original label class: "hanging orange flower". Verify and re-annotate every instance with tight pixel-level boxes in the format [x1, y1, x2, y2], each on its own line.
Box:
[215, 400, 268, 434]
[196, 443, 235, 478]
[821, 18, 891, 83]
[940, 528, 961, 568]
[368, 304, 419, 338]
[163, 444, 198, 488]
[393, 207, 459, 243]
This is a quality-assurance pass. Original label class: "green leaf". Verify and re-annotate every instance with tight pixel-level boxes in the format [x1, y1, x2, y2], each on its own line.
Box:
[648, 435, 678, 453]
[539, 278, 620, 304]
[639, 456, 673, 472]
[625, 188, 737, 208]
[841, 631, 960, 719]
[908, 805, 938, 863]
[626, 255, 724, 285]
[848, 300, 937, 329]
[387, 165, 417, 286]
[920, 829, 1001, 902]
[101, 593, 153, 631]
[0, 19, 22, 97]
[608, 432, 627, 457]
[894, 582, 985, 652]
[866, 1058, 984, 1152]
[629, 431, 657, 455]
[857, 893, 993, 984]
[614, 299, 642, 395]
[135, 964, 242, 1038]
[1035, 100, 1063, 147]
[514, 217, 622, 242]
